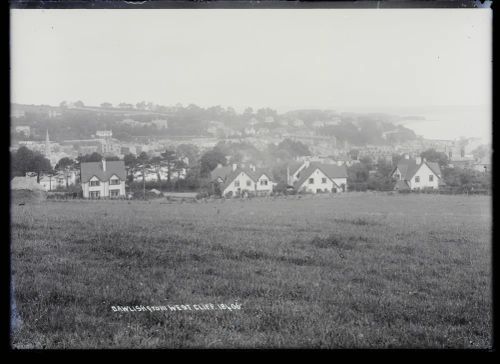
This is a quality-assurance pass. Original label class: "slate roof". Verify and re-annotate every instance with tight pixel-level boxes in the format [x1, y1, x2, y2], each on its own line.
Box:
[80, 161, 126, 183]
[293, 162, 348, 189]
[210, 165, 233, 181]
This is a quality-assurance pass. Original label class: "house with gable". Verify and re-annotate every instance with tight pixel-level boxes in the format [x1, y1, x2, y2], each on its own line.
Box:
[211, 163, 276, 197]
[81, 159, 126, 198]
[391, 154, 443, 191]
[288, 160, 348, 194]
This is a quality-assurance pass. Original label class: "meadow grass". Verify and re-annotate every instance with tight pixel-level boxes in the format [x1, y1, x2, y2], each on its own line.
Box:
[10, 193, 492, 348]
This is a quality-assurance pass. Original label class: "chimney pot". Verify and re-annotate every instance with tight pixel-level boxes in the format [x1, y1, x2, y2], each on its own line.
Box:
[102, 158, 107, 172]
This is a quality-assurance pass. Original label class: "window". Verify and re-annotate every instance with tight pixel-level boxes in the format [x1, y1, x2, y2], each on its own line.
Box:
[90, 180, 100, 186]
[429, 175, 434, 182]
[246, 180, 251, 187]
[415, 176, 420, 183]
[260, 179, 268, 186]
[321, 178, 327, 184]
[110, 178, 120, 185]
[110, 189, 120, 197]
[234, 180, 240, 187]
[89, 191, 100, 199]
[309, 178, 314, 184]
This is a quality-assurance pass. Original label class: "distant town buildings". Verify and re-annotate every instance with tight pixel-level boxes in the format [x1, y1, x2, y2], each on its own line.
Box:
[14, 126, 30, 137]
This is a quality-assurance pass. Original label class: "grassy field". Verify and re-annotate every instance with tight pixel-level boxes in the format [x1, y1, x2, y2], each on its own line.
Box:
[10, 193, 492, 348]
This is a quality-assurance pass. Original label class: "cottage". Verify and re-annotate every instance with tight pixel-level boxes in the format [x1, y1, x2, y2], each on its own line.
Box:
[211, 164, 276, 197]
[289, 161, 348, 194]
[81, 159, 126, 198]
[391, 155, 442, 190]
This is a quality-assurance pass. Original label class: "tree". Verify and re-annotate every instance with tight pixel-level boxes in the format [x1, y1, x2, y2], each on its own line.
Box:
[471, 145, 490, 161]
[359, 156, 374, 170]
[123, 153, 137, 183]
[200, 149, 227, 177]
[124, 153, 137, 168]
[100, 102, 113, 108]
[74, 100, 85, 108]
[136, 101, 147, 110]
[271, 139, 311, 160]
[347, 162, 370, 191]
[420, 149, 449, 168]
[174, 159, 188, 181]
[392, 153, 402, 167]
[11, 146, 53, 182]
[54, 157, 77, 188]
[55, 157, 76, 171]
[161, 149, 177, 184]
[150, 156, 164, 185]
[176, 144, 199, 166]
[442, 166, 491, 192]
[77, 152, 103, 163]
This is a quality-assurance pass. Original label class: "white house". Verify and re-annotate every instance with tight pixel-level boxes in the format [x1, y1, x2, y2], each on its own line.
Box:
[81, 159, 126, 198]
[211, 164, 276, 197]
[391, 155, 442, 190]
[289, 161, 348, 193]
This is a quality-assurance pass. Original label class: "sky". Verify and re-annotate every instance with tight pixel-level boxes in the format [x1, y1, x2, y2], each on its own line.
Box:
[10, 9, 492, 140]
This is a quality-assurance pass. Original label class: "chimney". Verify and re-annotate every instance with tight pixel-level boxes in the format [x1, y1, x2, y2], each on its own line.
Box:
[304, 160, 310, 168]
[216, 163, 223, 169]
[249, 163, 256, 172]
[232, 163, 237, 171]
[416, 156, 422, 164]
[102, 158, 107, 172]
[337, 160, 343, 166]
[404, 154, 410, 160]
[286, 166, 290, 185]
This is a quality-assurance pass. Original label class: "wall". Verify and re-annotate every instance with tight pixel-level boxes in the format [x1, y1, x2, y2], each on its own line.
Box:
[409, 163, 440, 190]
